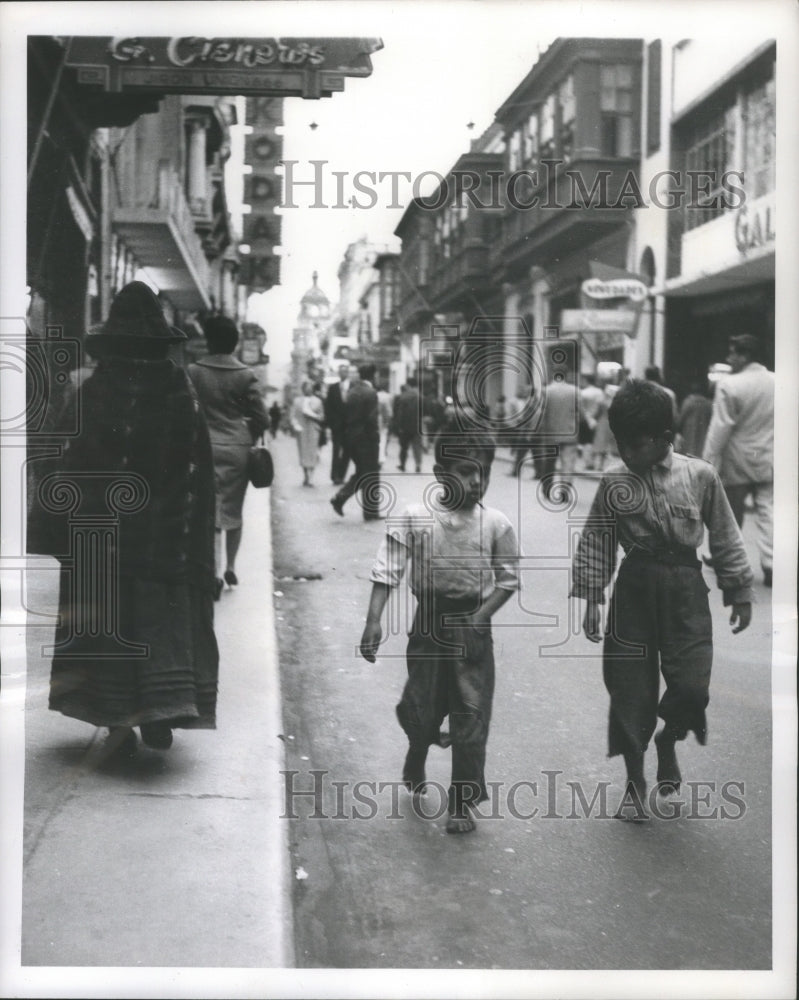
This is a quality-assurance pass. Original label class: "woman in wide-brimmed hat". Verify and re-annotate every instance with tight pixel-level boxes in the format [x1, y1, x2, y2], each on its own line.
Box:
[31, 281, 219, 758]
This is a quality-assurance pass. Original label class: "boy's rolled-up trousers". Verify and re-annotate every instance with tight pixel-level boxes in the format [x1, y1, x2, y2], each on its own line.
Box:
[396, 594, 494, 809]
[602, 549, 713, 757]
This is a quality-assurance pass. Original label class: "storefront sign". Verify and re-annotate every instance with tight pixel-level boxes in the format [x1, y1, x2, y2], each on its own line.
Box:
[64, 36, 382, 99]
[580, 277, 648, 303]
[734, 196, 775, 254]
[560, 309, 639, 335]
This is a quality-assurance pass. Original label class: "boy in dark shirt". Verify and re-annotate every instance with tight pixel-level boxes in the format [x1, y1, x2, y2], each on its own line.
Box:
[571, 380, 753, 821]
[360, 431, 520, 833]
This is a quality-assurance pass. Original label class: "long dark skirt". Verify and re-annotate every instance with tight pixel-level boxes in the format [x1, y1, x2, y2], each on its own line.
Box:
[49, 569, 219, 729]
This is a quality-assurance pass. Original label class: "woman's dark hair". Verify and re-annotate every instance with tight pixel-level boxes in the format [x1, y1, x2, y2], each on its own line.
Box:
[204, 315, 239, 355]
[609, 378, 674, 441]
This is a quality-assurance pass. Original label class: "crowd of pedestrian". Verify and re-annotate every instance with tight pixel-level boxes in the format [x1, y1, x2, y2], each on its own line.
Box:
[28, 281, 774, 834]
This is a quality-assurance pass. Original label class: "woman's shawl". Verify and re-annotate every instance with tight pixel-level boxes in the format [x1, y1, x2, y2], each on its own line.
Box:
[30, 358, 216, 590]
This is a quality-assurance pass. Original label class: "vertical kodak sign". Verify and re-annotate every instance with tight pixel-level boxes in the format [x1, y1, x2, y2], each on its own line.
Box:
[242, 97, 284, 291]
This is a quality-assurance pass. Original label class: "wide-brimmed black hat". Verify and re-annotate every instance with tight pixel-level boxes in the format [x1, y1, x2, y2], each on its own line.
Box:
[87, 281, 186, 346]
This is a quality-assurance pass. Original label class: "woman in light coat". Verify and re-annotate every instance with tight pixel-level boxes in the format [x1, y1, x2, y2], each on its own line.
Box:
[188, 317, 269, 595]
[291, 381, 325, 486]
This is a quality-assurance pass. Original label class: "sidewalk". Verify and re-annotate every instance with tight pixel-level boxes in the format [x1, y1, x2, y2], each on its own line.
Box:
[16, 481, 292, 971]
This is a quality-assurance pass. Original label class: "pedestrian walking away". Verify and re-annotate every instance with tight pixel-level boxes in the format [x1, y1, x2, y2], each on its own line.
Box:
[702, 334, 774, 587]
[188, 315, 270, 597]
[28, 281, 220, 759]
[571, 380, 753, 822]
[323, 362, 352, 485]
[507, 386, 539, 478]
[393, 376, 424, 473]
[330, 363, 382, 520]
[359, 426, 521, 833]
[268, 400, 282, 439]
[376, 379, 394, 467]
[578, 372, 605, 471]
[675, 377, 713, 457]
[537, 369, 582, 497]
[290, 380, 325, 487]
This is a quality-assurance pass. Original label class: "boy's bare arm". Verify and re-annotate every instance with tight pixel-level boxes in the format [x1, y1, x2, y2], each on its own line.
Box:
[582, 598, 603, 643]
[360, 582, 392, 662]
[468, 586, 514, 626]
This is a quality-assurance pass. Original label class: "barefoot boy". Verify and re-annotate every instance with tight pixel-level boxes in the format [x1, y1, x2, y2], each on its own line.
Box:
[571, 380, 753, 820]
[360, 430, 520, 833]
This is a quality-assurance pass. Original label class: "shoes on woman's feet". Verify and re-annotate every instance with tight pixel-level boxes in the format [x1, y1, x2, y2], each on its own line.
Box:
[213, 578, 224, 601]
[224, 569, 238, 588]
[140, 722, 173, 750]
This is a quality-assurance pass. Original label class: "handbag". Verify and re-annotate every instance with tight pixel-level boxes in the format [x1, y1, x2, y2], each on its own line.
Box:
[248, 436, 274, 488]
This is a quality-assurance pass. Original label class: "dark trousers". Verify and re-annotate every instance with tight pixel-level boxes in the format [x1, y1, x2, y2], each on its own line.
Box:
[329, 432, 349, 484]
[334, 436, 380, 518]
[396, 595, 495, 809]
[603, 553, 713, 757]
[398, 432, 423, 471]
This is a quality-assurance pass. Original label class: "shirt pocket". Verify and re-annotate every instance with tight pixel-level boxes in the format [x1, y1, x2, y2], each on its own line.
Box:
[668, 503, 702, 547]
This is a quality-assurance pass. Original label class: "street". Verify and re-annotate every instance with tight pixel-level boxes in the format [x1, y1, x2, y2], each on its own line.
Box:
[15, 430, 774, 973]
[271, 432, 773, 970]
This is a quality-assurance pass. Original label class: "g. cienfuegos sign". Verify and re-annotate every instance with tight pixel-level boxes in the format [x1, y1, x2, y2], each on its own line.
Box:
[64, 36, 383, 99]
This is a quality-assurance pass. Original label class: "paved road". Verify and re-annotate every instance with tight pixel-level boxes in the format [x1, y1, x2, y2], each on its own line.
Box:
[271, 433, 773, 971]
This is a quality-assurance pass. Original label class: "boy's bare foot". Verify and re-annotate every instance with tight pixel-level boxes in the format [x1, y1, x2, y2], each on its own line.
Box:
[655, 729, 682, 795]
[446, 808, 476, 834]
[614, 780, 649, 823]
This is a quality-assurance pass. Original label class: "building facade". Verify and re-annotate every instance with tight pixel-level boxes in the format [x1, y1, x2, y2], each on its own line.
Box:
[652, 38, 776, 395]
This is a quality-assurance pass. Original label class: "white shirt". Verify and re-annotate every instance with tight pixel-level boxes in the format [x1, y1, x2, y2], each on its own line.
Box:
[371, 501, 521, 601]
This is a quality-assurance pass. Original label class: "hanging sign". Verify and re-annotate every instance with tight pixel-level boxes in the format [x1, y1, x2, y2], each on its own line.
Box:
[64, 36, 383, 99]
[580, 277, 648, 303]
[560, 309, 639, 335]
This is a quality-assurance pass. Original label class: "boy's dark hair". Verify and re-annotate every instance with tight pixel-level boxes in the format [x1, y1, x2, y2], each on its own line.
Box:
[204, 315, 239, 354]
[433, 420, 496, 468]
[358, 362, 376, 382]
[729, 334, 760, 361]
[608, 378, 674, 441]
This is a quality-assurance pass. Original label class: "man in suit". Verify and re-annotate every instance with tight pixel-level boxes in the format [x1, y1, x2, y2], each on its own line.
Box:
[703, 334, 774, 587]
[536, 369, 582, 500]
[330, 363, 382, 520]
[393, 376, 424, 473]
[323, 363, 352, 484]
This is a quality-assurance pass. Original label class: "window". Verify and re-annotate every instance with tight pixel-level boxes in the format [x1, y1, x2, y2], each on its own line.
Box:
[381, 263, 398, 321]
[523, 111, 539, 165]
[508, 129, 522, 171]
[743, 71, 775, 199]
[646, 41, 662, 155]
[540, 93, 556, 158]
[600, 64, 634, 157]
[417, 236, 430, 286]
[559, 74, 575, 161]
[684, 106, 736, 231]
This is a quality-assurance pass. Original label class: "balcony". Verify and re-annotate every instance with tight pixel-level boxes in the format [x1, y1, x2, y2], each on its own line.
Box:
[429, 241, 492, 311]
[499, 157, 638, 280]
[112, 162, 211, 311]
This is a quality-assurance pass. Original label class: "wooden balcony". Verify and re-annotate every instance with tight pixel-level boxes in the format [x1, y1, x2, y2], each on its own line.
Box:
[498, 157, 638, 280]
